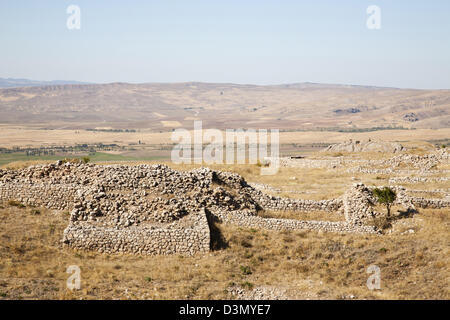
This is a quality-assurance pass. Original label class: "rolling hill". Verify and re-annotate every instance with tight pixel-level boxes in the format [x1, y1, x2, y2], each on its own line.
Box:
[0, 82, 448, 130]
[0, 78, 90, 88]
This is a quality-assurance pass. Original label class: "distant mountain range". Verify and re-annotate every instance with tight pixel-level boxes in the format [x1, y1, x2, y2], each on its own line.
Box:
[0, 78, 90, 88]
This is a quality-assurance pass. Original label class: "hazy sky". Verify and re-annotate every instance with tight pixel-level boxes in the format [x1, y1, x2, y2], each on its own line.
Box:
[0, 0, 449, 89]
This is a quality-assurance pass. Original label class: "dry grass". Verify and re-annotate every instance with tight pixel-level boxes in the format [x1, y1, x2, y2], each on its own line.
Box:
[399, 179, 450, 192]
[0, 200, 448, 300]
[259, 210, 345, 222]
[0, 126, 449, 149]
[0, 151, 448, 300]
[317, 151, 396, 161]
[1, 160, 56, 170]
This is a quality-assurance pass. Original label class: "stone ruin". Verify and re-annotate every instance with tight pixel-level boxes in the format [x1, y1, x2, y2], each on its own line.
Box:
[343, 183, 378, 225]
[0, 161, 448, 256]
[322, 139, 405, 153]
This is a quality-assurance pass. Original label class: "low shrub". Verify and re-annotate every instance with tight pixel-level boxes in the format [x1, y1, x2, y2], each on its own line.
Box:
[240, 265, 252, 275]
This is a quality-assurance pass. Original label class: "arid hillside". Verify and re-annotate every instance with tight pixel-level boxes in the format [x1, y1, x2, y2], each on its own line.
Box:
[0, 82, 449, 130]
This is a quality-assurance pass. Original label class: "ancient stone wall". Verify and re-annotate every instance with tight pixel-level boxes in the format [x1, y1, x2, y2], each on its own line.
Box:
[0, 182, 79, 210]
[215, 211, 377, 234]
[0, 162, 215, 255]
[63, 209, 210, 255]
[343, 183, 378, 225]
[1, 160, 448, 255]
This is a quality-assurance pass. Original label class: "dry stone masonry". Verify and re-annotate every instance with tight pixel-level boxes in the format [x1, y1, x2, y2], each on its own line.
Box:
[0, 157, 448, 255]
[279, 149, 449, 178]
[343, 183, 378, 225]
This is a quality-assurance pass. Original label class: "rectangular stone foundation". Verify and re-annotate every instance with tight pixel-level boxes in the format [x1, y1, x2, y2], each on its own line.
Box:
[62, 211, 211, 256]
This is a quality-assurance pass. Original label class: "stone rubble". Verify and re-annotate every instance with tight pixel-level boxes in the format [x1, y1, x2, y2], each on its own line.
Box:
[0, 156, 448, 255]
[228, 285, 289, 300]
[278, 149, 449, 178]
[343, 183, 379, 226]
[322, 139, 405, 153]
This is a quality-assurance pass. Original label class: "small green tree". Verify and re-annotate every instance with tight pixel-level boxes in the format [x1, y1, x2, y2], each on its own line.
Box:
[372, 187, 396, 217]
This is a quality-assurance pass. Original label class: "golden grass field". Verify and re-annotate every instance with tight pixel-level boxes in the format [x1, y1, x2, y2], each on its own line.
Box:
[0, 152, 449, 300]
[0, 195, 448, 300]
[0, 125, 449, 148]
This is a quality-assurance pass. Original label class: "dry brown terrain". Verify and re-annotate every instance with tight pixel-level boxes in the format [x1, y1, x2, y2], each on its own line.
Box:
[0, 204, 447, 300]
[0, 82, 448, 300]
[0, 152, 449, 300]
[0, 82, 449, 131]
[0, 125, 448, 148]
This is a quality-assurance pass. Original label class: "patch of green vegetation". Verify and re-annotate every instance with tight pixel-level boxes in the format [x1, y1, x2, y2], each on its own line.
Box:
[240, 265, 252, 275]
[0, 153, 62, 166]
[372, 187, 397, 216]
